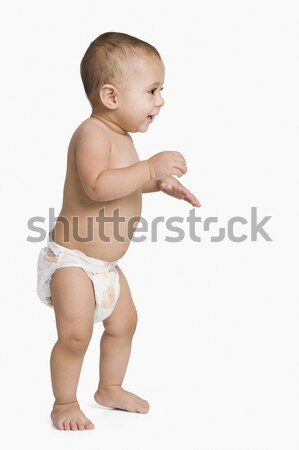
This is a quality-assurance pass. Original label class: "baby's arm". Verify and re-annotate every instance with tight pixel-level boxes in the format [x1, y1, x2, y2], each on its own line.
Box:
[158, 176, 201, 207]
[142, 179, 160, 193]
[75, 125, 186, 202]
[142, 175, 200, 207]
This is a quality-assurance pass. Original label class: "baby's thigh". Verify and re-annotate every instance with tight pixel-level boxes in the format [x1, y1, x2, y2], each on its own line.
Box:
[50, 267, 95, 339]
[103, 265, 137, 335]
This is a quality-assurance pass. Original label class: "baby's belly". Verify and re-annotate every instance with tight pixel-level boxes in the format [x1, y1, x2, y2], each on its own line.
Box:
[53, 194, 142, 262]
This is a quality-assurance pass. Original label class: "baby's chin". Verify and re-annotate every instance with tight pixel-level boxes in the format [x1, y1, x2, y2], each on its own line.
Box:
[127, 126, 150, 134]
[134, 123, 152, 133]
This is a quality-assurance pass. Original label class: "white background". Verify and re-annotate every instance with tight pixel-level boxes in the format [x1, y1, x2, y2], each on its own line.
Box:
[0, 1, 298, 449]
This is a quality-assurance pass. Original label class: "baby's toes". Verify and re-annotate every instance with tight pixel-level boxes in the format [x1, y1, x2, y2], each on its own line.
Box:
[63, 419, 71, 431]
[70, 419, 78, 431]
[85, 420, 95, 430]
[139, 399, 150, 413]
[77, 419, 85, 431]
[56, 420, 65, 431]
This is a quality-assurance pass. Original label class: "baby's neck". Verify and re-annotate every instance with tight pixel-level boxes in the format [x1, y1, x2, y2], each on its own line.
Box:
[90, 112, 128, 135]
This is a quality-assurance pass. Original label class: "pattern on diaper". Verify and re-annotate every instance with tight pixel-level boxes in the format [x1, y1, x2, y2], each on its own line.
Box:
[45, 296, 53, 307]
[87, 270, 109, 277]
[101, 286, 116, 309]
[86, 269, 117, 310]
[45, 247, 60, 263]
[100, 271, 109, 277]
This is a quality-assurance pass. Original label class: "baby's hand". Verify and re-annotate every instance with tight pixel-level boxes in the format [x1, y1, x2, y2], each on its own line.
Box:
[148, 151, 187, 180]
[158, 176, 201, 207]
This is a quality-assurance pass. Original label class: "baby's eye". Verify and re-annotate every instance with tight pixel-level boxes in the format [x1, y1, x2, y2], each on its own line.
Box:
[149, 87, 164, 95]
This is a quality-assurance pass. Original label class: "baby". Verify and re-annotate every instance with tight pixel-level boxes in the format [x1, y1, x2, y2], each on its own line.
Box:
[37, 31, 200, 431]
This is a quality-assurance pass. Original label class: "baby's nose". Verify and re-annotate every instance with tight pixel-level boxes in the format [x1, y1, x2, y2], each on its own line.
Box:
[156, 94, 165, 108]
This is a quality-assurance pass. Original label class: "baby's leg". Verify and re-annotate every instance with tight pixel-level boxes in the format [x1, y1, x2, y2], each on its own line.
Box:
[94, 265, 149, 413]
[50, 267, 95, 431]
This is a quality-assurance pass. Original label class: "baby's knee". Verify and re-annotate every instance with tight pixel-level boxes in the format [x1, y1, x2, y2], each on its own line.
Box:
[58, 331, 92, 355]
[105, 310, 138, 338]
[126, 311, 138, 336]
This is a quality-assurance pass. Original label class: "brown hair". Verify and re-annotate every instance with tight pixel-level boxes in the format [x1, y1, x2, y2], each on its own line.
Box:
[80, 32, 161, 105]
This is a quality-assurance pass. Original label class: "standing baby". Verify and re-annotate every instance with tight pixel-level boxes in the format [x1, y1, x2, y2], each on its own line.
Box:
[37, 31, 200, 431]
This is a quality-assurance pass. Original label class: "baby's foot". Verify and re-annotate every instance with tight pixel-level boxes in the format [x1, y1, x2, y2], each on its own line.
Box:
[94, 387, 149, 413]
[51, 401, 95, 431]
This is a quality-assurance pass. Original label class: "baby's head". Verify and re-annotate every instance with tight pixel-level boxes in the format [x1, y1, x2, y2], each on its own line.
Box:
[80, 32, 165, 133]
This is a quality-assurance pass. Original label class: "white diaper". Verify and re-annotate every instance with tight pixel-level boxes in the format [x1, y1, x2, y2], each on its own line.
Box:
[37, 240, 120, 323]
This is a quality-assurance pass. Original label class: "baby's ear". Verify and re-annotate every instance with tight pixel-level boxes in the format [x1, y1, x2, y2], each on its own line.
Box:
[99, 84, 118, 110]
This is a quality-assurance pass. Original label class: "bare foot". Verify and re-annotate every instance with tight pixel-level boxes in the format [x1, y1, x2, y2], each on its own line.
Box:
[94, 387, 149, 413]
[51, 401, 95, 431]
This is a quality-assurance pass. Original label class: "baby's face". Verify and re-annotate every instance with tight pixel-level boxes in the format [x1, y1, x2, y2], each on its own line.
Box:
[116, 56, 165, 133]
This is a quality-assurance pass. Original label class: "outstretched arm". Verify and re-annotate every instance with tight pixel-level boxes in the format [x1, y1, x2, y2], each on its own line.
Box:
[141, 174, 200, 207]
[158, 176, 201, 207]
[142, 179, 160, 193]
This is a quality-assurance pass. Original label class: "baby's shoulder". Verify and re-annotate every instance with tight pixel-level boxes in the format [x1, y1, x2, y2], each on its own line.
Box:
[73, 119, 111, 145]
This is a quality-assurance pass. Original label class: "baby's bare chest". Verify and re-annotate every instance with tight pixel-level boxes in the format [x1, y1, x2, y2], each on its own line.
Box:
[109, 135, 140, 169]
